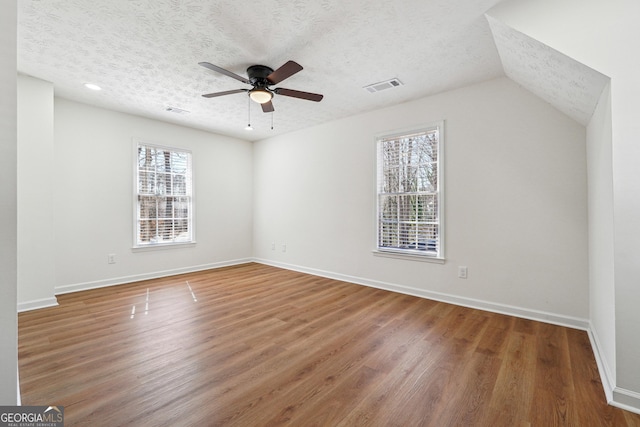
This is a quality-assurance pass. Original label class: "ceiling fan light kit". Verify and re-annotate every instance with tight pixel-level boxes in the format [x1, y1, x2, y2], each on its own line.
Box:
[199, 60, 323, 120]
[249, 89, 273, 104]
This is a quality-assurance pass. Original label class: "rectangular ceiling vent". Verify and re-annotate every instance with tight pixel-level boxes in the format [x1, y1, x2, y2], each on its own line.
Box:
[364, 78, 403, 93]
[165, 106, 190, 114]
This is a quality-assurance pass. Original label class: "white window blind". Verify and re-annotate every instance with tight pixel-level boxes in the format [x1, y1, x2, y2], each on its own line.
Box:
[376, 125, 442, 257]
[135, 143, 193, 247]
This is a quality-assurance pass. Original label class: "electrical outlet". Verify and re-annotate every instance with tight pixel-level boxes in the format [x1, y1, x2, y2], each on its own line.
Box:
[458, 266, 468, 279]
[282, 244, 287, 253]
[108, 254, 116, 264]
[271, 242, 275, 251]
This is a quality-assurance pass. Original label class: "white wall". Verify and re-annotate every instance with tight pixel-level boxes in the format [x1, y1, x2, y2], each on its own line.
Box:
[17, 75, 56, 310]
[254, 77, 588, 323]
[0, 0, 18, 405]
[489, 0, 640, 411]
[52, 98, 253, 294]
[586, 82, 616, 389]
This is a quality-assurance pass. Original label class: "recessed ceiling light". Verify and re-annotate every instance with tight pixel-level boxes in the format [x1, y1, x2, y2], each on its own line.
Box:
[83, 83, 102, 91]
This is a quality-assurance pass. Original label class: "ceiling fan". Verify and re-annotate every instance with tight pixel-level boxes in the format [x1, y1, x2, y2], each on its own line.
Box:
[198, 60, 323, 113]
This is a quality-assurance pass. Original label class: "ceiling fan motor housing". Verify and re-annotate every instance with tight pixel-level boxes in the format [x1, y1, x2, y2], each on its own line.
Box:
[247, 65, 274, 87]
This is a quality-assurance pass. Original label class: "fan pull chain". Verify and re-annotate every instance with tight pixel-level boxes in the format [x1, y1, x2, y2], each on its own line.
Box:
[271, 112, 274, 130]
[245, 95, 253, 131]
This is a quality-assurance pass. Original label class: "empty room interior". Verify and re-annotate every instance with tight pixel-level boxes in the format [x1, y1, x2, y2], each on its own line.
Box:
[3, 0, 640, 425]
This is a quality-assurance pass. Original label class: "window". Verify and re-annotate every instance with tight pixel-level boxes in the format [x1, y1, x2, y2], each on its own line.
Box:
[376, 124, 443, 258]
[135, 142, 193, 247]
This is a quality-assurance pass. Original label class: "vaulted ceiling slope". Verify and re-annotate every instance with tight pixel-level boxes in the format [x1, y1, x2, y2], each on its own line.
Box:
[487, 15, 609, 126]
[17, 0, 606, 141]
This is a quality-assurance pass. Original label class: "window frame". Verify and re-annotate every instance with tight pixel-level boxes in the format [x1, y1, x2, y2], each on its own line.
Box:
[132, 139, 195, 249]
[373, 122, 444, 262]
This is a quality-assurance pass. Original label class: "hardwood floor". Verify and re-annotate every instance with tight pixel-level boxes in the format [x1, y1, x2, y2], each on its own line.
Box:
[18, 263, 640, 426]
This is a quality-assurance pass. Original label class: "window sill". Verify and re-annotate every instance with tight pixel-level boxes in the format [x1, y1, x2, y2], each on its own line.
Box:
[132, 241, 196, 252]
[372, 249, 445, 264]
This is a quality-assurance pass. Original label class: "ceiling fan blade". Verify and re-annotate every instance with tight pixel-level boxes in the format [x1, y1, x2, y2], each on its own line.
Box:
[261, 100, 275, 113]
[199, 62, 251, 84]
[267, 61, 303, 85]
[202, 89, 248, 98]
[275, 88, 323, 102]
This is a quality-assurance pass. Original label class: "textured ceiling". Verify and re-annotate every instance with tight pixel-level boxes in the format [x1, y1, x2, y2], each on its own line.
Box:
[18, 0, 506, 141]
[17, 0, 606, 142]
[487, 15, 609, 126]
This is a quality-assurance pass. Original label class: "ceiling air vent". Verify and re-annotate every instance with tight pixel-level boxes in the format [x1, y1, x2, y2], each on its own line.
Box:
[165, 106, 190, 114]
[363, 78, 403, 93]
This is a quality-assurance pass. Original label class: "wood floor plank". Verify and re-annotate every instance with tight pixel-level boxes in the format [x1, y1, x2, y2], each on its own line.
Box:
[18, 263, 640, 426]
[484, 331, 537, 426]
[531, 323, 580, 426]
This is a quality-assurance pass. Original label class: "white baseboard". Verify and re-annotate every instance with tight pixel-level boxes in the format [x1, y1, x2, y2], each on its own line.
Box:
[17, 368, 21, 406]
[612, 388, 640, 415]
[17, 297, 58, 313]
[587, 325, 615, 403]
[584, 325, 640, 414]
[54, 258, 253, 295]
[254, 258, 590, 330]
